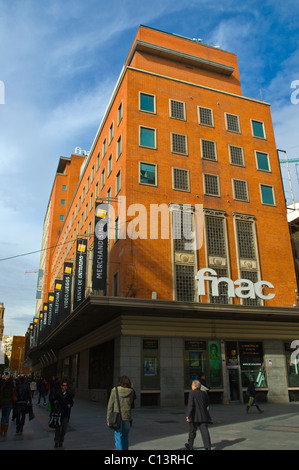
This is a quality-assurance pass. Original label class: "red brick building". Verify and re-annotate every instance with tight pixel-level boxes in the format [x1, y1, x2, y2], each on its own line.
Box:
[27, 26, 299, 406]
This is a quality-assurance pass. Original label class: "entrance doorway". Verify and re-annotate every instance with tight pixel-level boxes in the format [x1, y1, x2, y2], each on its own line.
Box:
[227, 366, 243, 403]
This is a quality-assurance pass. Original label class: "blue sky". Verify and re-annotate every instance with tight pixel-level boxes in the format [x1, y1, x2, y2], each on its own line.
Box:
[0, 0, 299, 335]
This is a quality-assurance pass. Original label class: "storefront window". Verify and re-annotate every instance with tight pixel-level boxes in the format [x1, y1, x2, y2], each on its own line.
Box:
[141, 339, 159, 390]
[285, 343, 299, 387]
[239, 342, 267, 388]
[184, 341, 206, 389]
[208, 341, 222, 388]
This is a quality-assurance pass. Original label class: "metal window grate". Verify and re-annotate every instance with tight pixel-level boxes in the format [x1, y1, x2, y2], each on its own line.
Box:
[226, 113, 240, 132]
[205, 216, 226, 256]
[172, 210, 194, 252]
[170, 100, 185, 120]
[233, 179, 248, 201]
[210, 267, 230, 304]
[230, 145, 244, 166]
[172, 133, 187, 154]
[204, 174, 220, 196]
[173, 168, 189, 191]
[236, 220, 256, 259]
[202, 139, 217, 161]
[199, 107, 213, 126]
[175, 264, 195, 301]
[240, 270, 260, 305]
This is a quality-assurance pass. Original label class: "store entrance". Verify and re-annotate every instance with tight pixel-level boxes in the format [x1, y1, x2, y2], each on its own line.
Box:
[227, 366, 243, 403]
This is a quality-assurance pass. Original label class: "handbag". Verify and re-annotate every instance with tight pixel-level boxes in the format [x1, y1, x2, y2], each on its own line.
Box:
[48, 405, 61, 429]
[108, 386, 122, 431]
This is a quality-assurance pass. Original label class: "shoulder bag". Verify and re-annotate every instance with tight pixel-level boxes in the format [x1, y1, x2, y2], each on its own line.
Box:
[108, 386, 122, 431]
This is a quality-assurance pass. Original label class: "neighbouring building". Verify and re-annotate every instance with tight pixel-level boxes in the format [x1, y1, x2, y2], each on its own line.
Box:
[25, 26, 299, 406]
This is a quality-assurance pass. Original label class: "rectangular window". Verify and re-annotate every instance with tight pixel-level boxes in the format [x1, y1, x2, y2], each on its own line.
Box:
[204, 174, 220, 196]
[139, 92, 155, 113]
[62, 185, 67, 190]
[140, 126, 156, 148]
[114, 217, 119, 242]
[225, 113, 240, 133]
[229, 145, 244, 166]
[109, 122, 114, 143]
[108, 154, 112, 175]
[252, 120, 265, 138]
[233, 179, 249, 201]
[113, 272, 119, 296]
[139, 162, 157, 186]
[116, 170, 121, 195]
[201, 139, 217, 161]
[172, 168, 190, 192]
[198, 106, 214, 127]
[170, 99, 185, 120]
[175, 265, 195, 302]
[117, 101, 123, 124]
[101, 168, 105, 189]
[256, 151, 270, 171]
[171, 133, 188, 155]
[103, 138, 107, 157]
[61, 199, 65, 205]
[260, 184, 275, 205]
[117, 135, 122, 159]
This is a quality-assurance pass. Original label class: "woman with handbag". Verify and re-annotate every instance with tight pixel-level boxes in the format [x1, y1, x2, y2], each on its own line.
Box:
[0, 373, 16, 437]
[107, 376, 135, 450]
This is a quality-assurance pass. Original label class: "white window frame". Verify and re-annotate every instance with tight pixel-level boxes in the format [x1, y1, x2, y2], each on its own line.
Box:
[198, 106, 214, 127]
[139, 125, 157, 149]
[260, 184, 276, 206]
[170, 132, 188, 155]
[232, 178, 249, 202]
[200, 138, 217, 161]
[225, 112, 241, 133]
[169, 99, 186, 121]
[229, 145, 245, 167]
[255, 150, 271, 172]
[139, 92, 156, 114]
[251, 119, 266, 139]
[172, 167, 190, 192]
[203, 173, 221, 197]
[139, 161, 157, 187]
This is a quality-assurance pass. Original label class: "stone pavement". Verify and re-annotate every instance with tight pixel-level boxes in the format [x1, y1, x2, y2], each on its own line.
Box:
[1, 394, 299, 451]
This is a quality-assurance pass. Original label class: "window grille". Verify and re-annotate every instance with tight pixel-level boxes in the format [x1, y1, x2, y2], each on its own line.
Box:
[240, 270, 260, 305]
[205, 216, 226, 256]
[226, 113, 240, 133]
[170, 100, 185, 120]
[202, 139, 217, 161]
[233, 179, 248, 201]
[175, 264, 195, 301]
[199, 107, 213, 126]
[172, 210, 194, 253]
[210, 267, 230, 304]
[230, 145, 244, 166]
[172, 133, 187, 155]
[204, 174, 220, 196]
[173, 168, 190, 191]
[236, 220, 256, 259]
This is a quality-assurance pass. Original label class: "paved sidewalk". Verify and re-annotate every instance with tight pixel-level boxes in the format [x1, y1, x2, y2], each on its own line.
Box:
[1, 396, 299, 450]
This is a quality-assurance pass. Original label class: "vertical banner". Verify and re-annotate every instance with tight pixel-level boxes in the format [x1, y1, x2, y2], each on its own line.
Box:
[47, 292, 54, 330]
[92, 202, 109, 293]
[61, 262, 73, 319]
[53, 280, 63, 329]
[36, 269, 44, 299]
[73, 238, 87, 309]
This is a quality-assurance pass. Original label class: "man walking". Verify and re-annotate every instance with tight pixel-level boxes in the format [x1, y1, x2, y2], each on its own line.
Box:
[53, 380, 74, 449]
[185, 380, 212, 451]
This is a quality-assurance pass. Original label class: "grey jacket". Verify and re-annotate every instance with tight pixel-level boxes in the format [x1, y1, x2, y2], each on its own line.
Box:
[107, 386, 134, 422]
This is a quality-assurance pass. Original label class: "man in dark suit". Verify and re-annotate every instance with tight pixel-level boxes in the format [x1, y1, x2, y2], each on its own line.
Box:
[185, 380, 212, 451]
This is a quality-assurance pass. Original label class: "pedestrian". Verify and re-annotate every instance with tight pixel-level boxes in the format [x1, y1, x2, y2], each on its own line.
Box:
[53, 380, 74, 448]
[15, 376, 32, 434]
[246, 381, 263, 413]
[0, 373, 16, 437]
[29, 378, 37, 399]
[37, 378, 47, 405]
[185, 380, 212, 451]
[199, 372, 210, 392]
[107, 375, 134, 450]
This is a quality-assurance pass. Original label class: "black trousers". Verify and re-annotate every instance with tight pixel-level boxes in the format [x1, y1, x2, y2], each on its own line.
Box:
[188, 422, 211, 449]
[55, 417, 69, 444]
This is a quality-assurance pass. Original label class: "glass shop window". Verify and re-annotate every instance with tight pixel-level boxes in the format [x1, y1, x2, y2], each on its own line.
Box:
[141, 339, 160, 390]
[285, 343, 299, 387]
